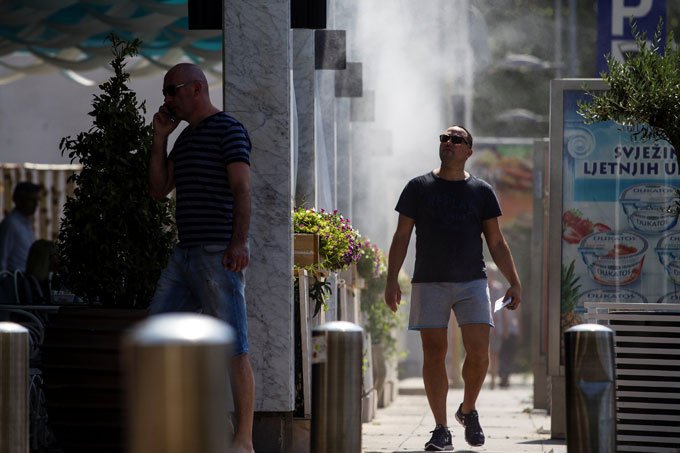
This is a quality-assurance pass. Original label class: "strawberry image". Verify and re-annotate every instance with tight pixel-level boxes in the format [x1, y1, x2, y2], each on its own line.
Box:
[593, 222, 612, 232]
[562, 209, 611, 244]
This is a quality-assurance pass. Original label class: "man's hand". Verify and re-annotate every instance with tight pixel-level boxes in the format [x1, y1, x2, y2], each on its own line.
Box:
[222, 241, 249, 272]
[152, 105, 180, 138]
[504, 284, 522, 310]
[384, 279, 401, 313]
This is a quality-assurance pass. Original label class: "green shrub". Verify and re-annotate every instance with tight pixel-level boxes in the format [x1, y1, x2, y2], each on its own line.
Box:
[57, 34, 175, 307]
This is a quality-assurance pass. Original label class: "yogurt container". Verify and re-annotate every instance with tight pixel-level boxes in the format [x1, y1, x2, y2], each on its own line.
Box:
[578, 231, 647, 286]
[619, 183, 679, 234]
[655, 231, 680, 284]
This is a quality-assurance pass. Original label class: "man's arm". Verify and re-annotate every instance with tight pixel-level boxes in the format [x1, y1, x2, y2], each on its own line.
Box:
[482, 217, 522, 309]
[223, 162, 251, 272]
[384, 214, 415, 312]
[149, 107, 178, 199]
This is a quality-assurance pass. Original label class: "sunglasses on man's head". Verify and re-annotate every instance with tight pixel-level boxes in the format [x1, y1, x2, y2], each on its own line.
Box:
[162, 82, 190, 97]
[439, 134, 469, 145]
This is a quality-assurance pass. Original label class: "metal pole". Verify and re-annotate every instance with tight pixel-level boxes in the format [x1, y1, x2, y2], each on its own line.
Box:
[311, 321, 363, 453]
[0, 322, 29, 453]
[554, 0, 563, 78]
[565, 324, 616, 453]
[122, 313, 234, 453]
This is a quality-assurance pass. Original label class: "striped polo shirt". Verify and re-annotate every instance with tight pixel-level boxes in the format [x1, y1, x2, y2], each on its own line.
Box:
[168, 112, 251, 247]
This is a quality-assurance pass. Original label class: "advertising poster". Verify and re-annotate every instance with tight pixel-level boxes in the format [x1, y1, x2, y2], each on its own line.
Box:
[560, 88, 680, 336]
[469, 140, 533, 225]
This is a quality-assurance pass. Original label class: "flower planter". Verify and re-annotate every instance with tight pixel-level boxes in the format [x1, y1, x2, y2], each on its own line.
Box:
[41, 307, 147, 453]
[294, 233, 320, 267]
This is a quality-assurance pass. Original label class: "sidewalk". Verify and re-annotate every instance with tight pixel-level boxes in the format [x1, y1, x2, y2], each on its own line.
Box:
[362, 376, 566, 453]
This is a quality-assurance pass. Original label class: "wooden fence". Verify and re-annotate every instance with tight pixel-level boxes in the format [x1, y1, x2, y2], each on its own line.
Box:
[1, 163, 81, 241]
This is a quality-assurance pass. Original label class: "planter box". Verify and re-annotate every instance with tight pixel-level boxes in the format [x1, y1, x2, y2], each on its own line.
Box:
[41, 307, 147, 453]
[294, 233, 320, 267]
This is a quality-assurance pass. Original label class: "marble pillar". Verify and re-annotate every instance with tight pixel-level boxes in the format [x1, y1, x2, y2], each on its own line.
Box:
[335, 98, 351, 219]
[223, 1, 293, 412]
[316, 69, 337, 211]
[293, 29, 316, 209]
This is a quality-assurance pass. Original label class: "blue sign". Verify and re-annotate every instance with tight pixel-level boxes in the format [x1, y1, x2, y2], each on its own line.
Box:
[597, 0, 667, 75]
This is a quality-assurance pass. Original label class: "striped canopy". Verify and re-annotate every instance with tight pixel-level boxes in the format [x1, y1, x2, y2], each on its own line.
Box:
[0, 0, 222, 85]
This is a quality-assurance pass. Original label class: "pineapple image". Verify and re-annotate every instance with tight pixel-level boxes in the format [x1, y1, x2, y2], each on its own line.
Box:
[560, 261, 583, 363]
[561, 260, 583, 332]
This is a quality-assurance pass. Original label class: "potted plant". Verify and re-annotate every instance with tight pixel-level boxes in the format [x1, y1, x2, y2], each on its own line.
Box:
[292, 207, 362, 315]
[41, 34, 175, 452]
[356, 240, 405, 408]
[292, 207, 362, 417]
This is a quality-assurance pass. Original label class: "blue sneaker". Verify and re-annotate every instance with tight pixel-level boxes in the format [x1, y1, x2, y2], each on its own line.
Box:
[455, 403, 485, 447]
[424, 424, 453, 451]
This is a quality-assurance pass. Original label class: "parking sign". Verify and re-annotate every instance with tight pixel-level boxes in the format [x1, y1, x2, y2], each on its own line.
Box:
[596, 0, 666, 75]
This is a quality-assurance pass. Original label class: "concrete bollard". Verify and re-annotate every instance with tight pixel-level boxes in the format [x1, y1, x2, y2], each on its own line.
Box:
[565, 324, 616, 453]
[0, 322, 29, 453]
[122, 313, 234, 453]
[311, 321, 363, 453]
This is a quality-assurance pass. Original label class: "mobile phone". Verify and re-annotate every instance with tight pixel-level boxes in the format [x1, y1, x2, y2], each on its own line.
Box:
[166, 107, 176, 122]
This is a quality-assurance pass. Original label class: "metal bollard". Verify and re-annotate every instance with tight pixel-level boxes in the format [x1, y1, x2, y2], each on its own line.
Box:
[122, 313, 234, 453]
[311, 321, 363, 453]
[0, 322, 29, 453]
[565, 324, 616, 453]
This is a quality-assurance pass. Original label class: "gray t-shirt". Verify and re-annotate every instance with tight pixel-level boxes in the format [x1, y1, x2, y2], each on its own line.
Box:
[395, 172, 501, 283]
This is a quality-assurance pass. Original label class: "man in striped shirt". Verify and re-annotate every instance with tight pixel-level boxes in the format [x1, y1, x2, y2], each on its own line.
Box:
[149, 63, 254, 453]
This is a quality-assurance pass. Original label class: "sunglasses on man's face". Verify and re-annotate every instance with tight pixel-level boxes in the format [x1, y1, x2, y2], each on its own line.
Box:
[439, 134, 469, 145]
[162, 82, 190, 97]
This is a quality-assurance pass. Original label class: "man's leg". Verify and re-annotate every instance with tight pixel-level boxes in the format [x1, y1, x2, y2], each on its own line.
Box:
[460, 323, 490, 412]
[421, 328, 450, 425]
[192, 245, 254, 452]
[231, 353, 255, 453]
[148, 247, 194, 314]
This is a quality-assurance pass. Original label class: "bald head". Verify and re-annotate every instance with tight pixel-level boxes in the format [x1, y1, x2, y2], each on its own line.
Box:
[162, 63, 219, 126]
[167, 63, 208, 85]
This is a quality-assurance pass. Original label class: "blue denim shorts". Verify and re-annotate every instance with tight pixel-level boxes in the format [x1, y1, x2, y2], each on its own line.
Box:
[149, 245, 249, 355]
[408, 279, 493, 329]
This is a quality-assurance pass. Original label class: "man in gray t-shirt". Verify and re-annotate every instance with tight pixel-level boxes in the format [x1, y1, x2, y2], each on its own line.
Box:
[384, 125, 522, 451]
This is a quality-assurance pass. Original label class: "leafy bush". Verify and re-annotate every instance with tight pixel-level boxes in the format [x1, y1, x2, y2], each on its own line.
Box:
[57, 34, 175, 307]
[357, 241, 403, 359]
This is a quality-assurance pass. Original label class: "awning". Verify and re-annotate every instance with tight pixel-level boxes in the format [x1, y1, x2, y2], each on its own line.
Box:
[0, 1, 222, 85]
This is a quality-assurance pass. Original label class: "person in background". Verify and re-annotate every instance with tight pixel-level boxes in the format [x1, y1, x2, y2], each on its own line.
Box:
[384, 125, 522, 451]
[0, 181, 42, 272]
[486, 265, 505, 390]
[25, 239, 59, 304]
[148, 63, 254, 453]
[497, 301, 521, 388]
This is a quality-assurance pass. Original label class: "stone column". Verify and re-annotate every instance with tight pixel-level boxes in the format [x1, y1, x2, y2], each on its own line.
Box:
[223, 0, 293, 415]
[293, 29, 316, 208]
[335, 98, 351, 219]
[316, 69, 336, 210]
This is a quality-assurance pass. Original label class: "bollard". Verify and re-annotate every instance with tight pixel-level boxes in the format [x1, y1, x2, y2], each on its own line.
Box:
[0, 322, 29, 453]
[311, 321, 363, 453]
[565, 324, 616, 453]
[122, 313, 234, 453]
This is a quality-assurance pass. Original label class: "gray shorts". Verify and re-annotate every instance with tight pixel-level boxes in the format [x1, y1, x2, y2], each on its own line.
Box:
[408, 279, 494, 330]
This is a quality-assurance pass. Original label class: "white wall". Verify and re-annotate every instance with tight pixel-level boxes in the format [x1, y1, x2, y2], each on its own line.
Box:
[0, 68, 223, 164]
